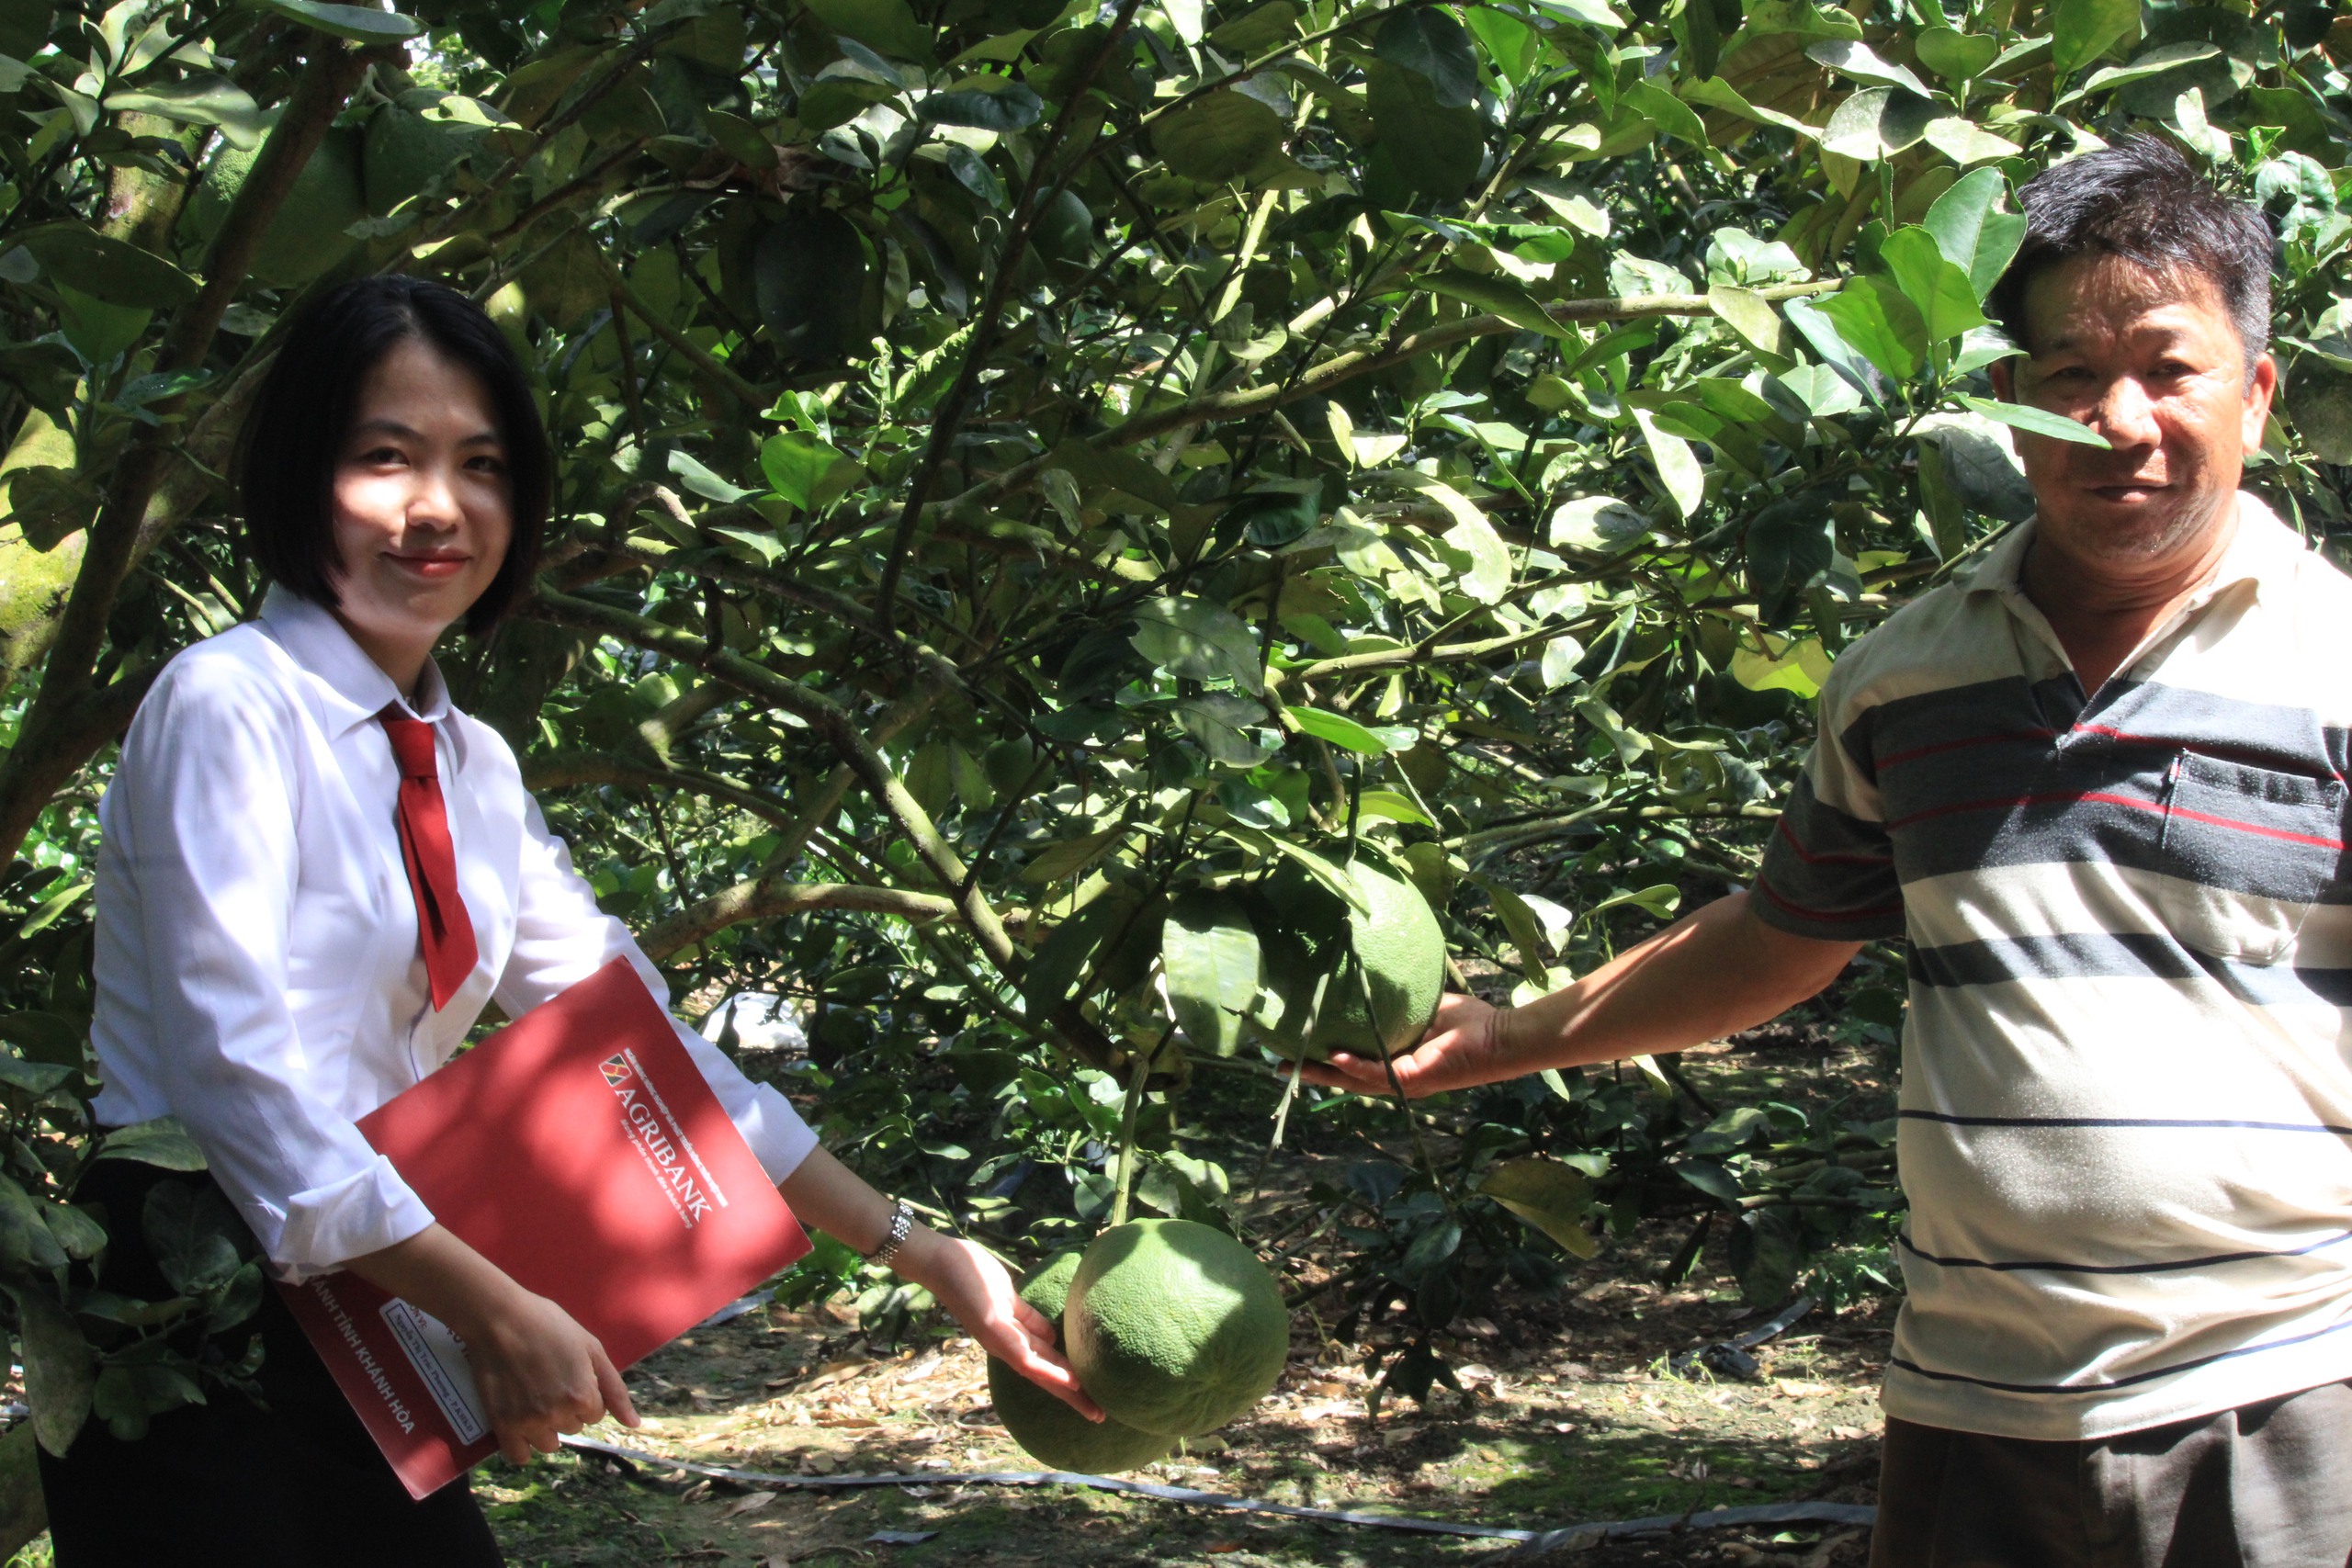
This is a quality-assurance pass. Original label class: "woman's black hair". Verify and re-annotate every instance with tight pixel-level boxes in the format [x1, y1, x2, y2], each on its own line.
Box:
[238, 275, 549, 636]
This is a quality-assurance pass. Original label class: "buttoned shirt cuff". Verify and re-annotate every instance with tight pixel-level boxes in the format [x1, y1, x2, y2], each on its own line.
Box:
[264, 1155, 437, 1282]
[736, 1083, 820, 1185]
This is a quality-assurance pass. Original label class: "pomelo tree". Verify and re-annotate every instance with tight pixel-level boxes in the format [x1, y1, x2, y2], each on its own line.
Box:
[0, 0, 2346, 1536]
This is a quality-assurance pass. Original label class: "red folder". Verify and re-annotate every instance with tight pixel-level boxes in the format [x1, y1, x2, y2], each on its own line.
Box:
[278, 958, 811, 1498]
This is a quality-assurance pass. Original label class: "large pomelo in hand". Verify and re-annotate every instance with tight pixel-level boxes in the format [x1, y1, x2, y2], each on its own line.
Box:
[985, 1251, 1173, 1473]
[1065, 1219, 1289, 1438]
[1251, 858, 1446, 1062]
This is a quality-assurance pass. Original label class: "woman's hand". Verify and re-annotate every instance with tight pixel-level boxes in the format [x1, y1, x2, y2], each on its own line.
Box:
[461, 1287, 640, 1464]
[345, 1222, 639, 1465]
[899, 1230, 1103, 1422]
[1298, 990, 1510, 1099]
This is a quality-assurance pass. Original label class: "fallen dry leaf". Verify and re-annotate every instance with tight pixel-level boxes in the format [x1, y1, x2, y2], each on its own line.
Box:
[724, 1492, 777, 1518]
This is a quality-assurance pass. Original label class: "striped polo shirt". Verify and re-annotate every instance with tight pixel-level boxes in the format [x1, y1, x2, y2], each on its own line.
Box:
[1755, 492, 2352, 1441]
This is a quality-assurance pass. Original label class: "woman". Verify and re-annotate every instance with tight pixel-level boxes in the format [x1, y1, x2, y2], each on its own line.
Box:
[39, 276, 1097, 1563]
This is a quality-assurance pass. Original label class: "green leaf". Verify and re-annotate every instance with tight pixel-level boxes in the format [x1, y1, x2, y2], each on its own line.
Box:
[1287, 705, 1395, 755]
[1924, 167, 2027, 300]
[1729, 632, 1833, 698]
[1710, 284, 1789, 358]
[1131, 596, 1266, 694]
[1153, 91, 1285, 183]
[760, 430, 854, 510]
[803, 0, 933, 57]
[1957, 394, 2115, 447]
[90, 1118, 208, 1172]
[1914, 27, 1999, 80]
[143, 1181, 242, 1296]
[2051, 0, 2140, 79]
[919, 82, 1044, 131]
[1363, 62, 1485, 202]
[1373, 9, 1478, 108]
[666, 448, 755, 503]
[1354, 788, 1431, 826]
[1217, 826, 1373, 913]
[1673, 1157, 1743, 1205]
[1163, 890, 1263, 1057]
[1879, 226, 1987, 344]
[1805, 40, 1935, 99]
[1380, 472, 1513, 601]
[1175, 694, 1273, 767]
[2067, 39, 2223, 102]
[12, 1286, 92, 1458]
[1746, 491, 1836, 624]
[1021, 888, 1136, 1015]
[1620, 79, 1709, 148]
[1921, 117, 2020, 166]
[1815, 276, 1928, 380]
[256, 0, 423, 41]
[1523, 0, 1626, 30]
[1818, 86, 1939, 162]
[1632, 408, 1705, 520]
[104, 73, 266, 146]
[1021, 821, 1139, 885]
[1477, 1158, 1598, 1258]
[0, 1179, 63, 1273]
[1420, 269, 1569, 338]
[15, 223, 197, 309]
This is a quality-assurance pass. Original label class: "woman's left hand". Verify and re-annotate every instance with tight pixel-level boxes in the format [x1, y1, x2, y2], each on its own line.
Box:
[899, 1230, 1103, 1422]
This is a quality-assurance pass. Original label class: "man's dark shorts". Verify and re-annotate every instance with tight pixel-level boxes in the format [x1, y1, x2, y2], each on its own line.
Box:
[1871, 1380, 2352, 1567]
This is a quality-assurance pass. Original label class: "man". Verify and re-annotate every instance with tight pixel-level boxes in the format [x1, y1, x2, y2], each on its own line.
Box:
[1305, 136, 2352, 1565]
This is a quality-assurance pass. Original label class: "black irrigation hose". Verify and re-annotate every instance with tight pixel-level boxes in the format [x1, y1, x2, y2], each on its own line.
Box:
[561, 1435, 1877, 1548]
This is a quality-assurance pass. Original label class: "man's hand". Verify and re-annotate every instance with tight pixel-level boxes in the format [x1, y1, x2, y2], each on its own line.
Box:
[1298, 991, 1509, 1099]
[899, 1232, 1103, 1421]
[464, 1288, 640, 1464]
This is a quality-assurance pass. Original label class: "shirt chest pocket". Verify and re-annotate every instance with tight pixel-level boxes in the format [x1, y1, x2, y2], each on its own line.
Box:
[2155, 750, 2347, 965]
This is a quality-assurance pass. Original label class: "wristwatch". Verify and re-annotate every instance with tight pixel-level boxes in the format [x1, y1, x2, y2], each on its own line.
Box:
[870, 1197, 915, 1267]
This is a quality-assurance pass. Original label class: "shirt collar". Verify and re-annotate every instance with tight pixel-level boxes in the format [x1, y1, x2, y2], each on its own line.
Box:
[1959, 490, 2302, 610]
[255, 585, 454, 739]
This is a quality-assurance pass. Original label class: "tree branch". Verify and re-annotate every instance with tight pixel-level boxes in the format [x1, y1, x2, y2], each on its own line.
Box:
[0, 40, 373, 863]
[940, 279, 1843, 523]
[869, 0, 1151, 637]
[523, 586, 1117, 1067]
[640, 878, 955, 962]
[520, 754, 797, 829]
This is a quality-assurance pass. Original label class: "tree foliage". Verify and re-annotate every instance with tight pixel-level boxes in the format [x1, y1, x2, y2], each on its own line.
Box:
[0, 0, 2346, 1449]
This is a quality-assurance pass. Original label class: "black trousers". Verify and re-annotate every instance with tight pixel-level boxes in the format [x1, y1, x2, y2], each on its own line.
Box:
[36, 1159, 502, 1567]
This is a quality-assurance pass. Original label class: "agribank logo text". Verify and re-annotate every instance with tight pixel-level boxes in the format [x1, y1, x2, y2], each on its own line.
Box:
[600, 1050, 729, 1226]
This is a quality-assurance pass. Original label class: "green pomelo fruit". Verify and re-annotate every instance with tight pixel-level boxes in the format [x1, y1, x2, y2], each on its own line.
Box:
[984, 1251, 1173, 1473]
[182, 118, 367, 287]
[1065, 1219, 1289, 1438]
[363, 92, 488, 216]
[982, 737, 1042, 795]
[1254, 858, 1446, 1062]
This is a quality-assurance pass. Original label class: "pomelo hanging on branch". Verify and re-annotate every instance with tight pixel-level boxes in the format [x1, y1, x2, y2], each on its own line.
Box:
[985, 1251, 1173, 1473]
[1063, 1218, 1290, 1438]
[1241, 854, 1448, 1063]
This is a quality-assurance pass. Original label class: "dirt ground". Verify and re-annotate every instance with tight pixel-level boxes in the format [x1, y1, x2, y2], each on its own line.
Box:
[0, 1021, 1897, 1568]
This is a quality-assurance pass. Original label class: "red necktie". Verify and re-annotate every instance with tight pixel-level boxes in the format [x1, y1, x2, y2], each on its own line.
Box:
[381, 710, 479, 1010]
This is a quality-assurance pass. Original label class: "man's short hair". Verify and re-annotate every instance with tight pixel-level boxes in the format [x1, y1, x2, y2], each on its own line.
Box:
[237, 275, 550, 637]
[1986, 134, 2275, 365]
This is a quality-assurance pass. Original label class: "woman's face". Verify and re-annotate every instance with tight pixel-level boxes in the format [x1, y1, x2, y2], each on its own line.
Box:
[326, 336, 514, 682]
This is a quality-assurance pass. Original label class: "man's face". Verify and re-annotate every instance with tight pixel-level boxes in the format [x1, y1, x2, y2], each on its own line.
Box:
[1990, 253, 2276, 570]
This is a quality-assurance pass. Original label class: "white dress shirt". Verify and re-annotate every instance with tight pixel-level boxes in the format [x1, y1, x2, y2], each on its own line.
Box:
[90, 586, 818, 1279]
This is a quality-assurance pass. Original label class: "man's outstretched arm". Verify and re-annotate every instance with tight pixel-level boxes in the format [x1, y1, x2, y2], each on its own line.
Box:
[1299, 890, 1864, 1099]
